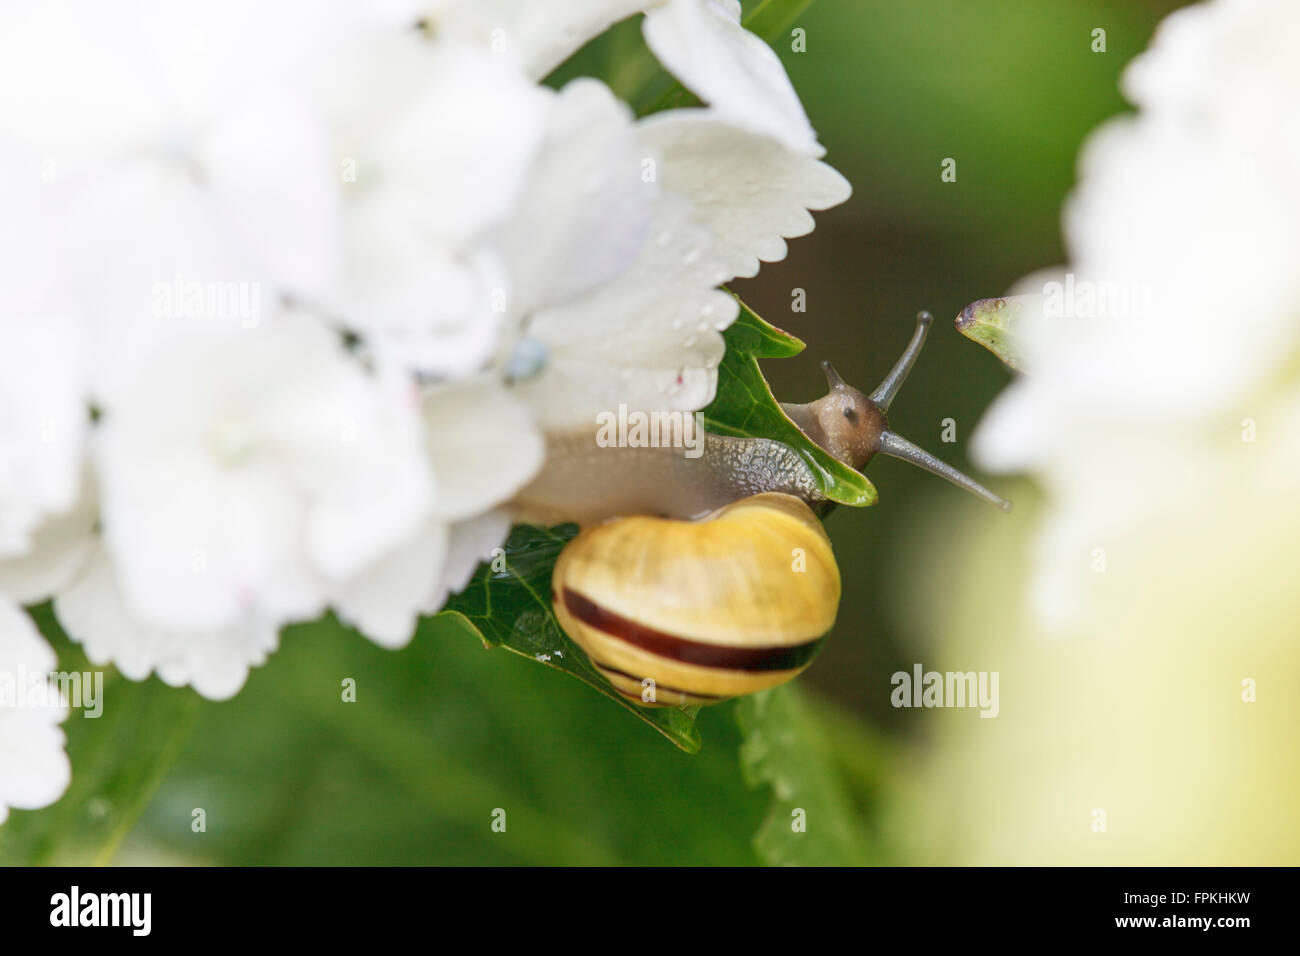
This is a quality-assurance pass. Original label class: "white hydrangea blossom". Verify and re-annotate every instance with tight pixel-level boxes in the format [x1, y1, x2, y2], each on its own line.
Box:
[0, 0, 847, 814]
[971, 0, 1300, 626]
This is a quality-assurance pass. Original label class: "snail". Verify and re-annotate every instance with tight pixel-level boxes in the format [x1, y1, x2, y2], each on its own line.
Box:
[514, 311, 1010, 707]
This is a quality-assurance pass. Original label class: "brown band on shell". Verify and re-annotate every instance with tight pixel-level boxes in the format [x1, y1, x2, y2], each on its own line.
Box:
[560, 587, 823, 672]
[592, 662, 729, 702]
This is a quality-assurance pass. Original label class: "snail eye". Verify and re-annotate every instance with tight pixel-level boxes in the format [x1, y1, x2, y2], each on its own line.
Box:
[843, 406, 858, 423]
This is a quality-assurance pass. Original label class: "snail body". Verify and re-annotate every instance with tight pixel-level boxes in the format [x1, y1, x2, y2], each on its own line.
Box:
[517, 312, 1010, 708]
[512, 429, 823, 526]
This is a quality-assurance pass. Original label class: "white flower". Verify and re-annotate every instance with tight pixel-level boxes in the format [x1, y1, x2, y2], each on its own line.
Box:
[0, 599, 70, 824]
[0, 313, 88, 561]
[330, 381, 543, 647]
[93, 310, 433, 634]
[309, 43, 554, 378]
[0, 477, 96, 607]
[491, 79, 658, 322]
[494, 78, 730, 427]
[636, 110, 850, 278]
[971, 0, 1300, 627]
[0, 152, 88, 566]
[0, 3, 525, 393]
[53, 548, 279, 702]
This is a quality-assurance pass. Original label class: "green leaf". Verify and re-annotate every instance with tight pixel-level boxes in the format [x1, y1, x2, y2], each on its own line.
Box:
[736, 684, 880, 865]
[704, 297, 877, 507]
[955, 296, 1029, 371]
[0, 605, 199, 865]
[437, 523, 703, 754]
[130, 615, 772, 865]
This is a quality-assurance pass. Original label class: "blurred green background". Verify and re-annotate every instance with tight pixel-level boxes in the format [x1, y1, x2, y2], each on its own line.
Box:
[2, 0, 1196, 866]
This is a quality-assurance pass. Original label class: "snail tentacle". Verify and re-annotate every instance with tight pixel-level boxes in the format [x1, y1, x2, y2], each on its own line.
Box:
[875, 430, 1012, 511]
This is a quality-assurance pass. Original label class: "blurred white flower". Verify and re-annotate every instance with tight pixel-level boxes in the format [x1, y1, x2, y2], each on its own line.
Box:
[971, 0, 1300, 627]
[0, 0, 415, 345]
[0, 599, 70, 824]
[424, 0, 643, 78]
[0, 314, 88, 561]
[309, 43, 553, 378]
[92, 310, 432, 634]
[0, 477, 96, 607]
[54, 549, 279, 702]
[0, 149, 88, 568]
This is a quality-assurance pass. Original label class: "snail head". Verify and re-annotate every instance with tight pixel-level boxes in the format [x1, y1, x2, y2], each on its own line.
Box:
[782, 311, 1012, 512]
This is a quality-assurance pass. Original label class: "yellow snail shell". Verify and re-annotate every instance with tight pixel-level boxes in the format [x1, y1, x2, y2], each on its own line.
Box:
[551, 492, 840, 707]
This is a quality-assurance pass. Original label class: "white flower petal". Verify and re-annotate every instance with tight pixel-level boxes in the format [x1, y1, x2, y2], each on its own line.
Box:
[422, 510, 515, 614]
[520, 189, 738, 429]
[496, 79, 655, 315]
[424, 0, 644, 79]
[317, 47, 551, 375]
[0, 313, 88, 558]
[424, 382, 545, 522]
[378, 48, 551, 247]
[331, 379, 541, 647]
[57, 162, 268, 405]
[642, 0, 820, 155]
[637, 109, 850, 279]
[329, 520, 449, 650]
[95, 310, 430, 632]
[0, 476, 96, 606]
[198, 85, 342, 296]
[0, 597, 70, 822]
[55, 549, 279, 701]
